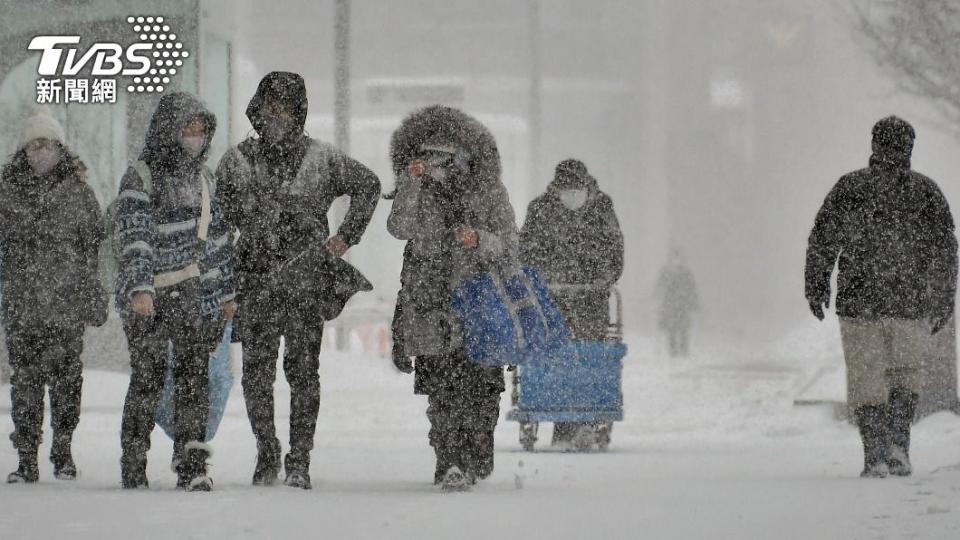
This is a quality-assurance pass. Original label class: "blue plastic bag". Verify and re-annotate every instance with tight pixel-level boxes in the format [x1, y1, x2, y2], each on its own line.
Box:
[155, 322, 233, 441]
[451, 267, 570, 366]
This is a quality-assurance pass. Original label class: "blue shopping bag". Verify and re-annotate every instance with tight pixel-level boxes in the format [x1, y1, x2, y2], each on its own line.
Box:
[451, 267, 570, 366]
[155, 322, 234, 441]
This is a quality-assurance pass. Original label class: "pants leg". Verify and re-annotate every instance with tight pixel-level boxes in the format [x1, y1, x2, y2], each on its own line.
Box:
[120, 316, 168, 462]
[839, 318, 891, 409]
[46, 325, 85, 452]
[241, 321, 281, 448]
[170, 319, 222, 453]
[283, 320, 323, 465]
[6, 326, 45, 456]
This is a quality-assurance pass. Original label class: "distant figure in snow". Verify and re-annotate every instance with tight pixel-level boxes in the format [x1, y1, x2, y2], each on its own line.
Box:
[805, 116, 958, 478]
[519, 158, 624, 450]
[655, 248, 699, 358]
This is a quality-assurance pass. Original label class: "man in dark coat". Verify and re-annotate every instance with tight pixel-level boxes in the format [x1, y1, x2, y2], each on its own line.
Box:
[805, 116, 958, 478]
[217, 72, 381, 489]
[0, 107, 106, 483]
[388, 105, 518, 490]
[519, 158, 624, 449]
[115, 92, 237, 491]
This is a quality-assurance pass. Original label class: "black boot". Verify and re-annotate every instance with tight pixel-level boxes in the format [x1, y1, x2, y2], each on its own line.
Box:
[51, 435, 77, 480]
[283, 450, 312, 490]
[252, 437, 281, 486]
[854, 405, 889, 478]
[887, 388, 918, 476]
[7, 453, 39, 484]
[475, 431, 495, 480]
[177, 441, 213, 492]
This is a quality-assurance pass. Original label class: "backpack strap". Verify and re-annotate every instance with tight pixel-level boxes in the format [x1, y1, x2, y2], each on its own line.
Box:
[132, 160, 153, 195]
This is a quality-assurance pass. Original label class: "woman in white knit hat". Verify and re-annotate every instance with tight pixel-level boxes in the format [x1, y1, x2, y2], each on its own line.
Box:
[0, 106, 107, 483]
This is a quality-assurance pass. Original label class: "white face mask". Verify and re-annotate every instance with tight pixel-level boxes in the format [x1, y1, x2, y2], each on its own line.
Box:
[181, 136, 206, 157]
[25, 146, 62, 176]
[559, 189, 588, 211]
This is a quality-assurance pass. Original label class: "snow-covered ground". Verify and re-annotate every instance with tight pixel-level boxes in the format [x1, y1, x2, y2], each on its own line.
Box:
[1, 327, 959, 540]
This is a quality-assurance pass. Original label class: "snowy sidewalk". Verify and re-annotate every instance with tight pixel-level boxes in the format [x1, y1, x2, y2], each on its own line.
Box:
[1, 331, 959, 539]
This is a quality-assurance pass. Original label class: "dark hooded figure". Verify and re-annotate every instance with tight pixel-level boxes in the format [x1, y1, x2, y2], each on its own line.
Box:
[216, 72, 380, 490]
[656, 247, 699, 358]
[0, 107, 106, 484]
[387, 105, 519, 491]
[518, 158, 624, 449]
[115, 92, 237, 491]
[805, 116, 958, 478]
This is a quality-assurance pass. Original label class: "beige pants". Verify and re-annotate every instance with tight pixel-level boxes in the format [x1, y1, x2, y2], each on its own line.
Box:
[839, 318, 930, 408]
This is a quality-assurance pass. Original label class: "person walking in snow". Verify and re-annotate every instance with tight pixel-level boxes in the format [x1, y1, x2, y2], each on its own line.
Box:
[116, 92, 237, 491]
[518, 158, 624, 450]
[216, 72, 380, 490]
[387, 105, 519, 491]
[0, 107, 107, 483]
[655, 248, 699, 358]
[805, 116, 958, 478]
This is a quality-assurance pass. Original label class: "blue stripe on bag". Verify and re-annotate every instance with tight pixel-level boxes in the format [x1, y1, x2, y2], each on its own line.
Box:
[452, 267, 570, 366]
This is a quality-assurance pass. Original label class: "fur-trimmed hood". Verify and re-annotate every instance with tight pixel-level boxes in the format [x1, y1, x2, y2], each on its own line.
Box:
[389, 105, 501, 192]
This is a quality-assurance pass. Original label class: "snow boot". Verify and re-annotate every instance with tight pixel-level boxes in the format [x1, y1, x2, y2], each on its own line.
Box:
[440, 466, 474, 492]
[252, 437, 281, 486]
[283, 451, 312, 490]
[7, 453, 39, 484]
[855, 405, 889, 478]
[51, 436, 77, 480]
[887, 388, 917, 477]
[177, 441, 213, 492]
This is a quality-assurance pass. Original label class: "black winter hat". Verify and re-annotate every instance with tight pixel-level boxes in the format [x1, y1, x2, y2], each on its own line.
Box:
[553, 158, 589, 188]
[871, 116, 915, 155]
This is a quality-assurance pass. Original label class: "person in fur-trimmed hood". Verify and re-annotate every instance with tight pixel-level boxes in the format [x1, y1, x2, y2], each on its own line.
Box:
[387, 105, 519, 491]
[216, 72, 381, 490]
[115, 92, 237, 492]
[0, 106, 106, 484]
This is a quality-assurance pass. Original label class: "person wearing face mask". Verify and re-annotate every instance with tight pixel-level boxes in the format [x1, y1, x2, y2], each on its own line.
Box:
[387, 105, 519, 491]
[216, 72, 380, 490]
[518, 158, 624, 450]
[114, 92, 237, 491]
[0, 106, 107, 483]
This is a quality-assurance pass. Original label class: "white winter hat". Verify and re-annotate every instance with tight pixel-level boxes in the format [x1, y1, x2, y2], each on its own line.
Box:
[19, 105, 66, 148]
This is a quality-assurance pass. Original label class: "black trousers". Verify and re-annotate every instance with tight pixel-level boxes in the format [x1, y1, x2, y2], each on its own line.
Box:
[6, 322, 84, 456]
[422, 352, 502, 480]
[240, 280, 323, 464]
[120, 290, 223, 464]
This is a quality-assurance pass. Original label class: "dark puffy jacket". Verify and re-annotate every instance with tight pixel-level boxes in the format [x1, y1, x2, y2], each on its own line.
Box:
[387, 105, 516, 396]
[805, 117, 958, 320]
[114, 92, 236, 319]
[520, 161, 624, 337]
[0, 149, 105, 327]
[216, 71, 381, 279]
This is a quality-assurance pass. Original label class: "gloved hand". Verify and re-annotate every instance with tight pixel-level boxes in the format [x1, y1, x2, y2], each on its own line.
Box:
[808, 294, 829, 321]
[393, 350, 414, 374]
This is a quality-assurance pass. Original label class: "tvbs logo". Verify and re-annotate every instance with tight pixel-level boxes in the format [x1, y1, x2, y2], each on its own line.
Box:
[30, 16, 188, 104]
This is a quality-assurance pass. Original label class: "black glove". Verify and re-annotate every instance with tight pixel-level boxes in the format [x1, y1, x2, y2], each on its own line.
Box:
[808, 295, 829, 321]
[393, 351, 414, 374]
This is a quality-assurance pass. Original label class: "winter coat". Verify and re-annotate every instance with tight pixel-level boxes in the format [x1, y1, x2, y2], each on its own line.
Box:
[114, 92, 236, 319]
[805, 117, 958, 320]
[0, 149, 105, 328]
[387, 105, 518, 396]
[216, 72, 381, 283]
[656, 261, 698, 330]
[520, 167, 623, 337]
